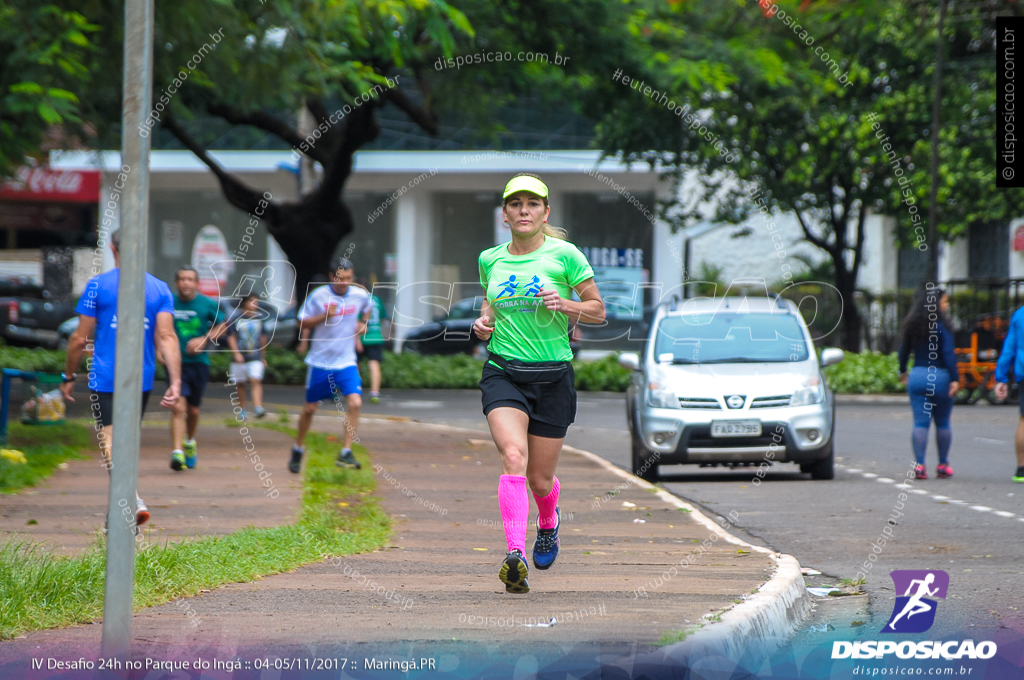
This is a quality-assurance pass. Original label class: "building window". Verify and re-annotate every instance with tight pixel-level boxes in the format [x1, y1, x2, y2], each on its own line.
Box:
[968, 221, 1009, 279]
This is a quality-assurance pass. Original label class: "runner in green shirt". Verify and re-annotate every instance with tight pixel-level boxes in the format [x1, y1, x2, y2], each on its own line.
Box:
[472, 173, 606, 594]
[356, 280, 388, 403]
[169, 266, 227, 471]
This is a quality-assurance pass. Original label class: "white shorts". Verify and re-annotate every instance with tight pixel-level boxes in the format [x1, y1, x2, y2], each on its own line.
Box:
[230, 360, 265, 383]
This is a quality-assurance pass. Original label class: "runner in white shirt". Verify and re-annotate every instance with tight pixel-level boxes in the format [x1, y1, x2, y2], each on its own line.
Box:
[290, 257, 371, 473]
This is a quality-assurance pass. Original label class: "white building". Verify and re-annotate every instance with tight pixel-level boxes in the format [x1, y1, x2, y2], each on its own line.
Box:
[0, 148, 1017, 349]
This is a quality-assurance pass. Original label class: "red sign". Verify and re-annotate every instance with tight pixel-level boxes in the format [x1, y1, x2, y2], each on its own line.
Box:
[0, 166, 100, 203]
[1015, 225, 1024, 252]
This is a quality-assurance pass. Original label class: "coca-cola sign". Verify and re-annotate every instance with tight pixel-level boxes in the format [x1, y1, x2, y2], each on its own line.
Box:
[0, 166, 100, 203]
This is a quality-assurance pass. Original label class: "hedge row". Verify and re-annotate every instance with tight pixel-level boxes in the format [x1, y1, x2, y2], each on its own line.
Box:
[821, 351, 904, 394]
[0, 341, 906, 394]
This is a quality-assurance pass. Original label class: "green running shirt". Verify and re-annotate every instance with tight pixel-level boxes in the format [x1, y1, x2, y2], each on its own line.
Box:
[362, 295, 386, 345]
[478, 236, 595, 362]
[173, 294, 225, 365]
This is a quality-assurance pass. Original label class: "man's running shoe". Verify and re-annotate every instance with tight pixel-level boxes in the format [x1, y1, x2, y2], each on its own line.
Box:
[337, 448, 361, 469]
[369, 391, 380, 404]
[1014, 465, 1024, 483]
[499, 549, 530, 594]
[289, 445, 304, 473]
[255, 406, 267, 419]
[170, 449, 186, 471]
[914, 464, 927, 480]
[136, 498, 150, 527]
[532, 507, 560, 570]
[183, 438, 197, 469]
[936, 463, 954, 479]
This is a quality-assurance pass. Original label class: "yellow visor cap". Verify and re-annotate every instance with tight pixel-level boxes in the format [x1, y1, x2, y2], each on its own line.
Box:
[502, 175, 548, 200]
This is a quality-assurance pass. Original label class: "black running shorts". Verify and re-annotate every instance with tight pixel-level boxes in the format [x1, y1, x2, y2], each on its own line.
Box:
[359, 343, 384, 363]
[179, 362, 210, 407]
[480, 360, 576, 439]
[90, 391, 152, 427]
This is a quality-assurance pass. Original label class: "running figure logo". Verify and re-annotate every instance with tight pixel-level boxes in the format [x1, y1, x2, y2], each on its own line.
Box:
[882, 570, 949, 633]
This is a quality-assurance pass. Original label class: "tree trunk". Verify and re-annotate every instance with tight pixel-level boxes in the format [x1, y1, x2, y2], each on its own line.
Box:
[265, 195, 354, 301]
[832, 260, 863, 352]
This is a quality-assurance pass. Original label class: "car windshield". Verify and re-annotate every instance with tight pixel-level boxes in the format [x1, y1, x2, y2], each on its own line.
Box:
[654, 312, 809, 363]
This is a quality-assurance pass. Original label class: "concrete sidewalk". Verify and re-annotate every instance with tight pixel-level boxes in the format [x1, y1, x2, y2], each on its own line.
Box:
[0, 414, 781, 657]
[0, 420, 301, 555]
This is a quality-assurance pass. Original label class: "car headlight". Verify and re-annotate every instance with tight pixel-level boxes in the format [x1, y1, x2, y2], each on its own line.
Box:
[646, 379, 680, 409]
[790, 377, 824, 406]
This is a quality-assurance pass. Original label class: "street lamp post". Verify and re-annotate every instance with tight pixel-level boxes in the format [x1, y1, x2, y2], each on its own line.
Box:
[926, 0, 948, 284]
[102, 0, 154, 660]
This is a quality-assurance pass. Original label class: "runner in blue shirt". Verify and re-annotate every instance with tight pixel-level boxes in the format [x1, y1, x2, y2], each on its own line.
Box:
[60, 231, 182, 530]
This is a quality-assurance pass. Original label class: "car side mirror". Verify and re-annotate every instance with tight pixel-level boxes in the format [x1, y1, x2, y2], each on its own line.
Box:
[820, 348, 845, 367]
[618, 352, 641, 371]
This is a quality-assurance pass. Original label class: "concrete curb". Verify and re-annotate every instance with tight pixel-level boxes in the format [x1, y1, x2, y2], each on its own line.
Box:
[341, 414, 814, 655]
[560, 444, 812, 658]
[835, 394, 908, 404]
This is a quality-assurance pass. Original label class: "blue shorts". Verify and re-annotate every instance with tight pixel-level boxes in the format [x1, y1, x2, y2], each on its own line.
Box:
[305, 365, 362, 403]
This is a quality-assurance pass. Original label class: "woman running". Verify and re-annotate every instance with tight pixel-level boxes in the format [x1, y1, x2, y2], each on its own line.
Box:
[897, 286, 960, 479]
[472, 173, 606, 594]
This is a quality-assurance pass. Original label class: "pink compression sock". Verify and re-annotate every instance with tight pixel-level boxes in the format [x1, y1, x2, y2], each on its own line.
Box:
[533, 476, 560, 530]
[498, 474, 529, 553]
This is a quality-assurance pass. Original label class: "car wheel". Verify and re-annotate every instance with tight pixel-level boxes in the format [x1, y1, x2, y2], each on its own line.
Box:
[631, 430, 658, 481]
[808, 440, 835, 480]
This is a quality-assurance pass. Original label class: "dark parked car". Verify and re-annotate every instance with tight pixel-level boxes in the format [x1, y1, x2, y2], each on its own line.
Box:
[402, 297, 486, 356]
[0, 282, 77, 349]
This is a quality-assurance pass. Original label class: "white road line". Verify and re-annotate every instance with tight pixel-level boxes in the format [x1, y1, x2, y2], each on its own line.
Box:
[839, 463, 1021, 525]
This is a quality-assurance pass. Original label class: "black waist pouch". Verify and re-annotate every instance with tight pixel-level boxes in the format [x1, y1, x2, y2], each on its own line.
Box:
[488, 352, 571, 385]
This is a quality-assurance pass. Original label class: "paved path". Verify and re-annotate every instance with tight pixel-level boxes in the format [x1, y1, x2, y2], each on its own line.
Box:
[0, 415, 774, 660]
[0, 422, 301, 555]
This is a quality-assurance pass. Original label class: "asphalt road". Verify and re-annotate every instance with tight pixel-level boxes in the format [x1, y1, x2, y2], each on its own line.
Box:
[95, 383, 1024, 639]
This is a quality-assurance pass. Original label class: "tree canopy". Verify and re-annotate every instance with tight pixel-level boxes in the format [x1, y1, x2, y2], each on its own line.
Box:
[0, 2, 96, 179]
[595, 0, 1024, 350]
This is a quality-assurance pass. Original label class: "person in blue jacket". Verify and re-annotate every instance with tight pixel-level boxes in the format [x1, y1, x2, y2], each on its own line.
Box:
[993, 306, 1024, 482]
[897, 285, 960, 480]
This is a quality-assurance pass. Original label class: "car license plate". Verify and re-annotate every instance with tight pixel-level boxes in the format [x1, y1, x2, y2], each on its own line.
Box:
[710, 420, 762, 438]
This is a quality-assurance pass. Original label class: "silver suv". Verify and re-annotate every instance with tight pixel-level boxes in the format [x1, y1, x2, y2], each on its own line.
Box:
[618, 296, 844, 481]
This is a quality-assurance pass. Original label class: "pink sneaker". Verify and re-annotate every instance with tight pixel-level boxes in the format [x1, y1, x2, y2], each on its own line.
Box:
[936, 463, 953, 479]
[914, 464, 928, 480]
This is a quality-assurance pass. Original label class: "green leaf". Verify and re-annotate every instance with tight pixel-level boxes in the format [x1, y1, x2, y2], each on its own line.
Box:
[36, 103, 62, 125]
[9, 83, 44, 95]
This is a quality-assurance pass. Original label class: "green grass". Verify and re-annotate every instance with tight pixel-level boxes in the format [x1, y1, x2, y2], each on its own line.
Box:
[0, 422, 92, 493]
[0, 424, 389, 639]
[658, 623, 701, 646]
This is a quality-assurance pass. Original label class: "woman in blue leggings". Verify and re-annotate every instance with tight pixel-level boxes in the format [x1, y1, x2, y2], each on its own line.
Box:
[897, 286, 960, 479]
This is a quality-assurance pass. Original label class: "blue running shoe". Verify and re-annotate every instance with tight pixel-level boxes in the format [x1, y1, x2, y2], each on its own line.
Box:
[532, 506, 560, 570]
[499, 549, 530, 594]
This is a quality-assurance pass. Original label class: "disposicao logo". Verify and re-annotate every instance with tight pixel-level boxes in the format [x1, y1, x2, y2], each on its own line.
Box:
[883, 569, 949, 634]
[830, 570, 998, 660]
